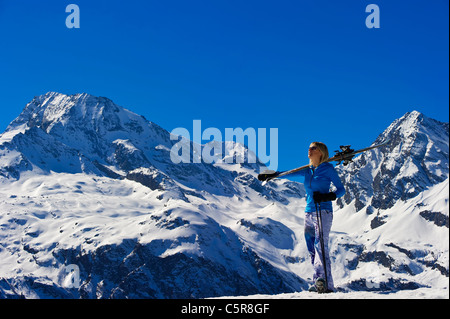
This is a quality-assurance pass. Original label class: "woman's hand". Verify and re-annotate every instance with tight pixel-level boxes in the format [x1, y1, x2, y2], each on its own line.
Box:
[313, 192, 337, 203]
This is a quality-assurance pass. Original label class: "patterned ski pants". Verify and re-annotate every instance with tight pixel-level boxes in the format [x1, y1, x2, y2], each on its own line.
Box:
[304, 209, 334, 290]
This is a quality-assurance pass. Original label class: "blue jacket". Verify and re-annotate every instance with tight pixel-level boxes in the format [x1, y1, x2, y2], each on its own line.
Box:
[291, 162, 345, 213]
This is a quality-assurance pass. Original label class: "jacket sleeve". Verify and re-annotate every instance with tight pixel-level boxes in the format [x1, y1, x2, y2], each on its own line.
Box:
[288, 167, 308, 179]
[329, 166, 346, 198]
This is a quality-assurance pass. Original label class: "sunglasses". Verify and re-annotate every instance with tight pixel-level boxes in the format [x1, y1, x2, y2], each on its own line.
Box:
[309, 146, 318, 151]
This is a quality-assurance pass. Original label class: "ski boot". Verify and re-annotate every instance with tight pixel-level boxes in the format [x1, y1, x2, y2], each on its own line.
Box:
[314, 278, 333, 294]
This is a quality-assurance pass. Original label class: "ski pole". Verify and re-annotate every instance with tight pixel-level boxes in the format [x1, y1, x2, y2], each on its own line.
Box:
[315, 202, 328, 292]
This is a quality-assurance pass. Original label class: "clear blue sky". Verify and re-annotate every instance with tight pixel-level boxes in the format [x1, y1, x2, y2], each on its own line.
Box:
[0, 0, 448, 173]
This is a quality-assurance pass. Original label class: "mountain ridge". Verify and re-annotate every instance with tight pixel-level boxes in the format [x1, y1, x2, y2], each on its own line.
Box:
[337, 110, 449, 212]
[0, 92, 448, 298]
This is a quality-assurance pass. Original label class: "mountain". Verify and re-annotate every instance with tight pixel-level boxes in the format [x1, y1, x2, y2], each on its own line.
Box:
[336, 110, 449, 213]
[0, 92, 307, 298]
[0, 93, 448, 298]
[332, 111, 449, 292]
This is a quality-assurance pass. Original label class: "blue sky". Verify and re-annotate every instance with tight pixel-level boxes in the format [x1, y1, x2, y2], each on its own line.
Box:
[0, 0, 448, 174]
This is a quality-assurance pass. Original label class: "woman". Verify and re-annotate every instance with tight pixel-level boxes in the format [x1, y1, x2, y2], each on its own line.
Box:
[291, 142, 345, 293]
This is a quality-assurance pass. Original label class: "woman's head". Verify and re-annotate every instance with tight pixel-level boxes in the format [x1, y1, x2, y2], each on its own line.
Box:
[308, 142, 329, 167]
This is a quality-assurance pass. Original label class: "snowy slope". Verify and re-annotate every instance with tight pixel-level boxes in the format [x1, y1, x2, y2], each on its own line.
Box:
[214, 286, 448, 299]
[0, 93, 448, 299]
[0, 171, 307, 298]
[336, 111, 449, 212]
[327, 111, 449, 295]
[0, 92, 307, 298]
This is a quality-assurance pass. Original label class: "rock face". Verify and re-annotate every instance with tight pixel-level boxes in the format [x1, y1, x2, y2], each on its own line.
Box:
[0, 92, 307, 298]
[336, 111, 449, 212]
[0, 93, 448, 298]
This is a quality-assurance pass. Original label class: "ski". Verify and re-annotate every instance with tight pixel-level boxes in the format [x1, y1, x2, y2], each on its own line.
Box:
[258, 139, 390, 184]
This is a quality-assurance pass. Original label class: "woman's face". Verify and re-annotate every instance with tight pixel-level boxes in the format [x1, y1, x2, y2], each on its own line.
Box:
[308, 143, 322, 162]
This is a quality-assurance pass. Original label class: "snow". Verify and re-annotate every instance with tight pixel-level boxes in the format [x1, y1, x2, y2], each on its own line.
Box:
[1, 170, 447, 298]
[0, 95, 448, 299]
[215, 286, 448, 299]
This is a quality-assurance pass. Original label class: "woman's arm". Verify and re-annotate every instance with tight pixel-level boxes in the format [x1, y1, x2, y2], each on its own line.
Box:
[329, 166, 345, 198]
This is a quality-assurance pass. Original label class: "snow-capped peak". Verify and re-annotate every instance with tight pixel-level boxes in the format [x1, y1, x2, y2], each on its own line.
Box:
[337, 110, 449, 212]
[8, 92, 142, 136]
[1, 96, 448, 299]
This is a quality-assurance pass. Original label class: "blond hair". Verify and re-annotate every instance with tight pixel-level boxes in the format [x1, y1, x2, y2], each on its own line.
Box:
[310, 142, 329, 166]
